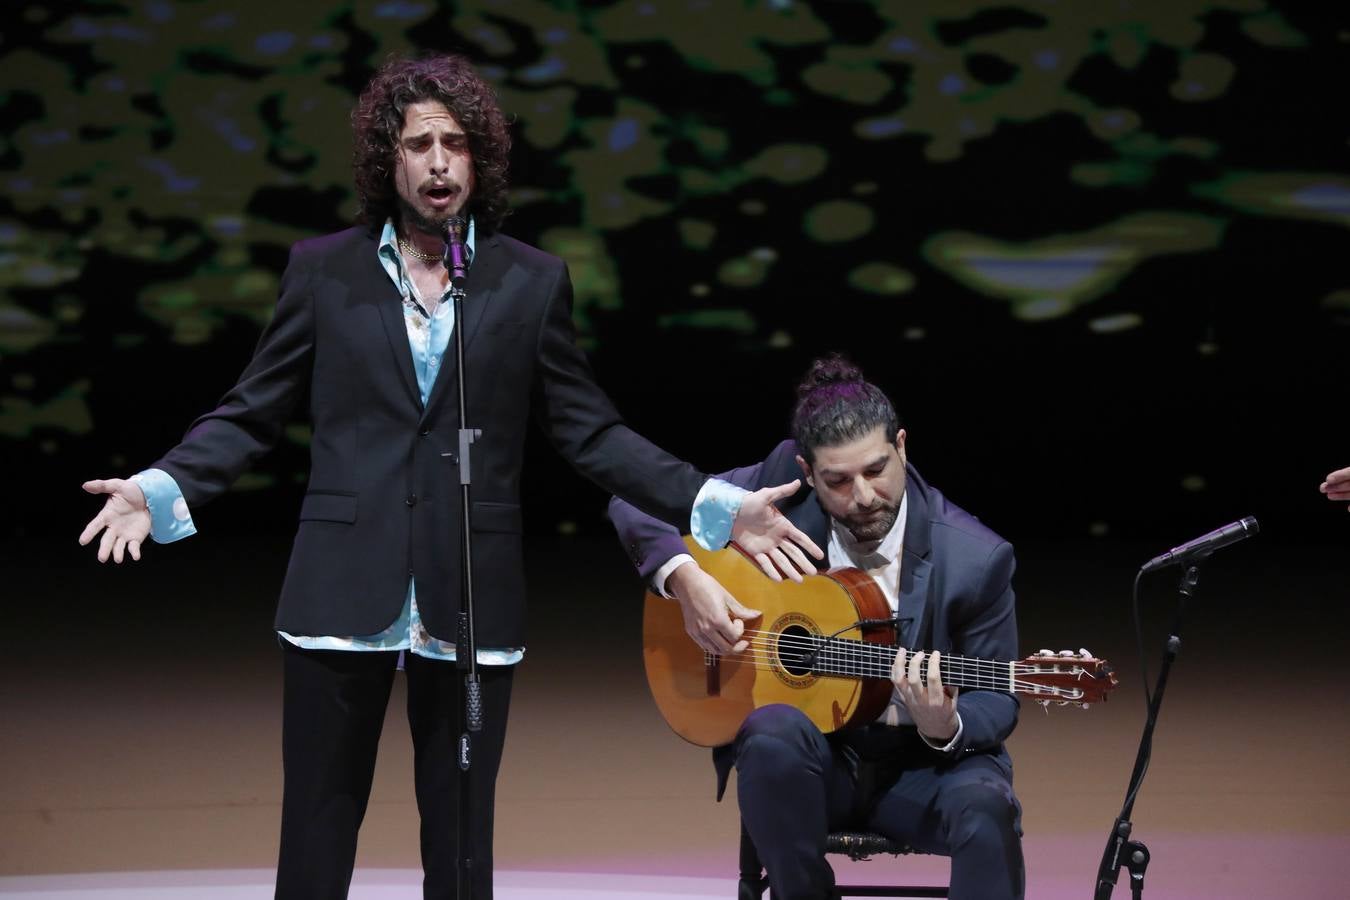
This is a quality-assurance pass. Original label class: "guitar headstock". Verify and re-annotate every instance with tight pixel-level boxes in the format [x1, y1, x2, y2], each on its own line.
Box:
[1017, 649, 1118, 708]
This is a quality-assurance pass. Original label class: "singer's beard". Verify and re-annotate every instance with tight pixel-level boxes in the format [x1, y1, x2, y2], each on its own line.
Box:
[397, 194, 457, 238]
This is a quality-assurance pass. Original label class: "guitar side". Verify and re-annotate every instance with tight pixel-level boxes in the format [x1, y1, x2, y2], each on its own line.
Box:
[643, 537, 895, 747]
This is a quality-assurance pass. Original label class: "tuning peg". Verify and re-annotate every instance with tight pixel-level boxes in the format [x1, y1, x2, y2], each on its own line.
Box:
[1079, 648, 1093, 658]
[1058, 649, 1076, 657]
[1037, 648, 1053, 657]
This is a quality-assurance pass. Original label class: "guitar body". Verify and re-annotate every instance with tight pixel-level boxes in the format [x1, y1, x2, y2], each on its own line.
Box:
[643, 536, 897, 748]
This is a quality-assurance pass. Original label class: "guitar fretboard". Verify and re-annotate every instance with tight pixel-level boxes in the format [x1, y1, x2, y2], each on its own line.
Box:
[756, 633, 1094, 701]
[783, 635, 1015, 692]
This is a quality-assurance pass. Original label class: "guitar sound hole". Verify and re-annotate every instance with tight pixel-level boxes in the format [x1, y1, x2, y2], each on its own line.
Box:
[777, 624, 818, 677]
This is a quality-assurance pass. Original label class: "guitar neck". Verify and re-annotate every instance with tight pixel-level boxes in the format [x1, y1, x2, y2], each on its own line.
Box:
[808, 638, 1021, 695]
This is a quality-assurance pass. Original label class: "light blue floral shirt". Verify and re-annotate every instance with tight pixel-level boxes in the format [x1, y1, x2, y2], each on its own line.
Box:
[135, 218, 743, 664]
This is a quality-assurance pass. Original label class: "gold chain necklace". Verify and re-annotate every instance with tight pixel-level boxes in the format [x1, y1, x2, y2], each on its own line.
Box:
[398, 237, 440, 263]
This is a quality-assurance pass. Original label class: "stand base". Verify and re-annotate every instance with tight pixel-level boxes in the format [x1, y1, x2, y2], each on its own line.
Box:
[1095, 826, 1153, 899]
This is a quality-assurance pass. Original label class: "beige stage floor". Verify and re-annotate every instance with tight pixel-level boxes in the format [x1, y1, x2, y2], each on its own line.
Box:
[3, 535, 1348, 896]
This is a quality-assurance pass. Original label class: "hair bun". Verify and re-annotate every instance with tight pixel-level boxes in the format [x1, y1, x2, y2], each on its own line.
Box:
[796, 353, 864, 399]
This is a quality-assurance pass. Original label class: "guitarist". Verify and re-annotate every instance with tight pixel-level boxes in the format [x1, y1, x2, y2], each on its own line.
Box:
[608, 356, 1024, 900]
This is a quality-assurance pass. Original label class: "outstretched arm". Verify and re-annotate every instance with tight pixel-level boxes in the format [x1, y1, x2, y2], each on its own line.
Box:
[77, 244, 316, 562]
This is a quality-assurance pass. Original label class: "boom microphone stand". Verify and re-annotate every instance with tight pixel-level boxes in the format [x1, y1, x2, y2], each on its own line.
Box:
[1094, 517, 1258, 899]
[1091, 567, 1190, 899]
[444, 217, 483, 899]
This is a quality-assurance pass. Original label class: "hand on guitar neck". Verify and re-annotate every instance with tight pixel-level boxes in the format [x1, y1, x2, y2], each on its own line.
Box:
[892, 648, 959, 744]
[667, 561, 763, 655]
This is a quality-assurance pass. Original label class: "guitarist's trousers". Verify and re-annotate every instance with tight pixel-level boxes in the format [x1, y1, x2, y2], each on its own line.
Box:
[734, 704, 1024, 900]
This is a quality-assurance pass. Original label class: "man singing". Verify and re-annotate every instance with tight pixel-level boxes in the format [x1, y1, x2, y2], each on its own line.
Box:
[79, 53, 820, 899]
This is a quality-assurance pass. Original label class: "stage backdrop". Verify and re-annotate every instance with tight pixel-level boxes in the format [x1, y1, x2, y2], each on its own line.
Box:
[2, 0, 1346, 545]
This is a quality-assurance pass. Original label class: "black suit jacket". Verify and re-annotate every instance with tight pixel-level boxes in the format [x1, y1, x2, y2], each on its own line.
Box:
[608, 439, 1020, 762]
[155, 225, 706, 646]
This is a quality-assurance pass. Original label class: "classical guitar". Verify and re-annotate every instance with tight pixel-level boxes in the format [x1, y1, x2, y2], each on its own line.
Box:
[644, 537, 1118, 747]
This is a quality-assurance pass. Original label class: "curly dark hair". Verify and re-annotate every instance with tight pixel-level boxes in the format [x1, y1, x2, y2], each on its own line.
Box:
[351, 53, 511, 233]
[791, 355, 901, 465]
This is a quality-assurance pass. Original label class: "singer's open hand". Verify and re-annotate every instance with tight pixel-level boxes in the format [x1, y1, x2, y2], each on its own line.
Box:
[1320, 467, 1350, 509]
[730, 479, 824, 582]
[79, 478, 151, 563]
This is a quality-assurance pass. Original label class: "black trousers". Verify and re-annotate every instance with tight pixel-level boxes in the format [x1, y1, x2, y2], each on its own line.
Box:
[736, 704, 1024, 900]
[275, 642, 514, 900]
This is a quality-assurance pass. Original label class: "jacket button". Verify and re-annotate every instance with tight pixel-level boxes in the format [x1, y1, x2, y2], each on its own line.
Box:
[406, 493, 418, 506]
[419, 426, 430, 436]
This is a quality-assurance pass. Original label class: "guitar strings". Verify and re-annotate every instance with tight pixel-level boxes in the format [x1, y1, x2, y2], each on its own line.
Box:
[739, 647, 1080, 687]
[735, 628, 1091, 674]
[712, 648, 1076, 696]
[707, 649, 1059, 695]
[736, 628, 1025, 674]
[715, 629, 1098, 695]
[731, 640, 1028, 684]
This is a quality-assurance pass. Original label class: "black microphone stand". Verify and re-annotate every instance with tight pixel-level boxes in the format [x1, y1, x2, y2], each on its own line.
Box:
[444, 230, 482, 900]
[1093, 558, 1205, 900]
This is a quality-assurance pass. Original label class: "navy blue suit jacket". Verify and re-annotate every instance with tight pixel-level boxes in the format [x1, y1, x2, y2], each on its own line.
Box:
[154, 225, 707, 646]
[608, 439, 1020, 762]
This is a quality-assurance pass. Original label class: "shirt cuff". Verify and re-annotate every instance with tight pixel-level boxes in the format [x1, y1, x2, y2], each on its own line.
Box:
[689, 477, 746, 551]
[131, 469, 198, 544]
[919, 712, 963, 753]
[652, 553, 696, 598]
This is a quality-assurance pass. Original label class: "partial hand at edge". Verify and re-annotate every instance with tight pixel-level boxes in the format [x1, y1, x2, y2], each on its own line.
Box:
[79, 478, 151, 563]
[729, 479, 824, 583]
[666, 561, 762, 655]
[1321, 467, 1350, 508]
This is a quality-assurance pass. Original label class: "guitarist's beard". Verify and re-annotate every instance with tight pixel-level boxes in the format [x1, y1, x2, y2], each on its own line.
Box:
[836, 500, 900, 544]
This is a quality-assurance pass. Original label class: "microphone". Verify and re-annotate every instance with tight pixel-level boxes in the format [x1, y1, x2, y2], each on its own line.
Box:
[1139, 516, 1259, 573]
[443, 215, 469, 287]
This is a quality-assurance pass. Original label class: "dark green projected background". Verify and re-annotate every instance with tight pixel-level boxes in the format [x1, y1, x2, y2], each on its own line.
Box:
[3, 0, 1347, 542]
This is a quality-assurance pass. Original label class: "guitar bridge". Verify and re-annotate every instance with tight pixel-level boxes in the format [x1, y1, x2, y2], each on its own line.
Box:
[704, 651, 721, 696]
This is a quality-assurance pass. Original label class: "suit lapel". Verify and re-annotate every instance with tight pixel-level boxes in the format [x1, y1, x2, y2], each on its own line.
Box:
[788, 496, 830, 549]
[362, 235, 422, 408]
[897, 466, 934, 649]
[422, 232, 508, 422]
